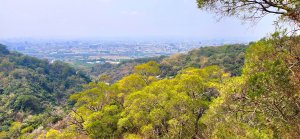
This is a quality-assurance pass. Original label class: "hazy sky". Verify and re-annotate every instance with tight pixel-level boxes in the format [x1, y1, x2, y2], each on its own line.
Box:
[0, 0, 276, 40]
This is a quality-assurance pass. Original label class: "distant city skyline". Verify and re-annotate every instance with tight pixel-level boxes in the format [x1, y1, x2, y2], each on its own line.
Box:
[3, 38, 247, 65]
[0, 0, 276, 41]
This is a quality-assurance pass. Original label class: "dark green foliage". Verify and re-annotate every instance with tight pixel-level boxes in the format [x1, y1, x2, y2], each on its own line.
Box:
[13, 95, 43, 112]
[0, 44, 90, 133]
[0, 44, 9, 55]
[160, 44, 248, 77]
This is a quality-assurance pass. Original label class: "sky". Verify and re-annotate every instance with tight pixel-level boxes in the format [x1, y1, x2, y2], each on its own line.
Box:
[0, 0, 276, 41]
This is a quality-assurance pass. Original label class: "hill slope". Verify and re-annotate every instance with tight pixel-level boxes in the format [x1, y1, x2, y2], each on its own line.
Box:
[25, 36, 300, 139]
[87, 44, 248, 82]
[0, 44, 90, 132]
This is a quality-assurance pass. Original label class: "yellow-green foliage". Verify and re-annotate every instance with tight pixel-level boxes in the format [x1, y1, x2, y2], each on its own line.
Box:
[45, 61, 227, 139]
[200, 35, 300, 138]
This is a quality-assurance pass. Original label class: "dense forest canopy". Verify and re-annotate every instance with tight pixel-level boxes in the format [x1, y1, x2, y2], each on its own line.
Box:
[0, 42, 249, 138]
[0, 45, 90, 137]
[2, 33, 298, 138]
[2, 32, 300, 139]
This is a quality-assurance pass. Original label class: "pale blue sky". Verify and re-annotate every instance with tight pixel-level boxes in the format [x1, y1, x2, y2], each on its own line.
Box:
[0, 0, 276, 40]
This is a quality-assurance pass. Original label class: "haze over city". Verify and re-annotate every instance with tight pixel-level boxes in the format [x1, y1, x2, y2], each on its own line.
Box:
[0, 0, 276, 41]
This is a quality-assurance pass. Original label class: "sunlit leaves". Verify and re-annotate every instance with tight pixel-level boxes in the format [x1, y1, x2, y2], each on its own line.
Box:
[119, 66, 226, 138]
[133, 61, 160, 77]
[200, 36, 300, 138]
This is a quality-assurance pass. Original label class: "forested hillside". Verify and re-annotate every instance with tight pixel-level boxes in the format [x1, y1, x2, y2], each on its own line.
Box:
[1, 0, 299, 138]
[88, 44, 247, 83]
[16, 34, 299, 139]
[0, 42, 248, 138]
[0, 44, 90, 137]
[160, 44, 247, 77]
[3, 36, 299, 138]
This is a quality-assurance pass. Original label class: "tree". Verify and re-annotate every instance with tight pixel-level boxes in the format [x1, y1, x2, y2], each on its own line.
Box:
[133, 61, 161, 84]
[133, 61, 160, 77]
[196, 0, 300, 26]
[118, 66, 227, 138]
[13, 95, 43, 112]
[241, 37, 300, 137]
[200, 37, 300, 138]
[116, 74, 147, 94]
[68, 82, 123, 138]
[0, 44, 9, 55]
